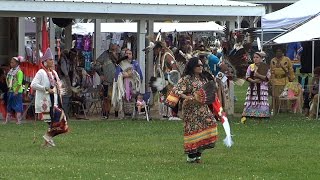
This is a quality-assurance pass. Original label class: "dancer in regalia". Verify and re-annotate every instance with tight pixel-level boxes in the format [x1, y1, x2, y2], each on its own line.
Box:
[241, 52, 271, 123]
[171, 57, 218, 163]
[31, 48, 68, 147]
[3, 56, 24, 124]
[151, 41, 181, 120]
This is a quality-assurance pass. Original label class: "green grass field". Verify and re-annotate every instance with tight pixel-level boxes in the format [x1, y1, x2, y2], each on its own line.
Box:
[1, 84, 320, 180]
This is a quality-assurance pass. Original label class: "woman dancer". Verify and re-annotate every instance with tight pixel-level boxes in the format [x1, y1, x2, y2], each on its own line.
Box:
[171, 57, 218, 163]
[241, 52, 271, 123]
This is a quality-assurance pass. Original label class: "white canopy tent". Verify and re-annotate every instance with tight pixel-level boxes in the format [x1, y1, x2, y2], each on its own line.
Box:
[0, 0, 265, 19]
[72, 22, 224, 34]
[262, 0, 320, 29]
[272, 12, 320, 119]
[273, 13, 320, 84]
[274, 14, 320, 44]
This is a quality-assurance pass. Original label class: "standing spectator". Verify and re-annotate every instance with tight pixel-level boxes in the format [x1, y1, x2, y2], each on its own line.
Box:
[212, 47, 223, 59]
[286, 42, 303, 72]
[286, 42, 303, 61]
[96, 44, 119, 118]
[207, 54, 220, 76]
[112, 49, 143, 118]
[59, 50, 71, 82]
[3, 56, 24, 125]
[270, 46, 295, 113]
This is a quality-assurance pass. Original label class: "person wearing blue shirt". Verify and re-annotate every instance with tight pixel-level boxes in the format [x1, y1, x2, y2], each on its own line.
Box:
[207, 54, 220, 76]
[212, 47, 223, 59]
[113, 49, 143, 118]
[286, 42, 303, 72]
[115, 50, 143, 82]
[286, 42, 303, 60]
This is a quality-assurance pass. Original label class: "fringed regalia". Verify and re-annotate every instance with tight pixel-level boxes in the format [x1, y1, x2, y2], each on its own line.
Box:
[242, 64, 271, 117]
[31, 68, 68, 137]
[155, 50, 178, 118]
[112, 60, 142, 116]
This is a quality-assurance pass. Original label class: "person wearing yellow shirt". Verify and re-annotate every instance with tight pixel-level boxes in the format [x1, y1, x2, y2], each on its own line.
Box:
[270, 46, 295, 113]
[3, 56, 24, 124]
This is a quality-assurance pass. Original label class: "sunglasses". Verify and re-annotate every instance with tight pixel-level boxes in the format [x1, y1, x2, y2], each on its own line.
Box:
[195, 64, 203, 67]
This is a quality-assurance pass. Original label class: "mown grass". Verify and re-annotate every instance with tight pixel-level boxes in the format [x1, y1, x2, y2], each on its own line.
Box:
[1, 84, 320, 180]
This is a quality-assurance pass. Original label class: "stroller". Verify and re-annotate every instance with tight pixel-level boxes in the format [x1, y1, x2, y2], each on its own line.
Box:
[131, 92, 152, 121]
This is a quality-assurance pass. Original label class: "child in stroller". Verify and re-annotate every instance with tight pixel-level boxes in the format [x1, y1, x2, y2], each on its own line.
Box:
[133, 92, 151, 121]
[136, 93, 146, 115]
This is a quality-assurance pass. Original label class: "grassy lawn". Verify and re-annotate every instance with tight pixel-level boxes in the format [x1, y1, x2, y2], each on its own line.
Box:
[1, 84, 320, 179]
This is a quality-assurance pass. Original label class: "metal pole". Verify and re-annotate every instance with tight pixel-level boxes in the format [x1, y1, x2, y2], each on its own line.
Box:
[35, 17, 41, 63]
[261, 28, 264, 51]
[316, 78, 320, 119]
[315, 41, 319, 119]
[237, 16, 240, 30]
[312, 40, 315, 77]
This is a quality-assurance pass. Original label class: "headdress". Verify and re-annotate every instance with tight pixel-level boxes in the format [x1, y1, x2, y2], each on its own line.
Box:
[143, 30, 166, 52]
[41, 48, 54, 62]
[12, 56, 24, 63]
[259, 51, 266, 57]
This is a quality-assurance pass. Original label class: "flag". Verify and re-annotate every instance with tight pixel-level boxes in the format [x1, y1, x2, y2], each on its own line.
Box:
[41, 18, 49, 55]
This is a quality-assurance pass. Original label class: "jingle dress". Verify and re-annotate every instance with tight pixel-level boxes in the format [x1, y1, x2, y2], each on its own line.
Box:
[242, 64, 271, 118]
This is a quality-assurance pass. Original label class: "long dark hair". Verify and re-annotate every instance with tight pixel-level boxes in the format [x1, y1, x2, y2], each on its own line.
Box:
[183, 57, 213, 81]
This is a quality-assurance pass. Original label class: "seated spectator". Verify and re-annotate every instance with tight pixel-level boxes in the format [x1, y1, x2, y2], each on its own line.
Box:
[308, 67, 320, 119]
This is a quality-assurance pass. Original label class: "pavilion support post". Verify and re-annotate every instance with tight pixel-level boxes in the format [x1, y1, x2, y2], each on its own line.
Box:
[146, 20, 154, 90]
[49, 18, 55, 60]
[65, 24, 72, 50]
[35, 17, 41, 63]
[137, 20, 146, 93]
[18, 17, 25, 57]
[94, 19, 102, 60]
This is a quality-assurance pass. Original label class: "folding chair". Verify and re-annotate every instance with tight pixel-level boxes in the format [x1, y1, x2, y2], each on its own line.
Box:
[22, 95, 35, 121]
[85, 86, 103, 116]
[69, 92, 88, 119]
[132, 92, 151, 121]
[278, 82, 303, 114]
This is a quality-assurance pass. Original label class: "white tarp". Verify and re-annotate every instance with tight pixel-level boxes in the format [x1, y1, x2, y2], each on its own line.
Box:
[72, 22, 224, 34]
[0, 0, 265, 19]
[274, 14, 320, 44]
[262, 0, 320, 29]
[60, 0, 260, 7]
